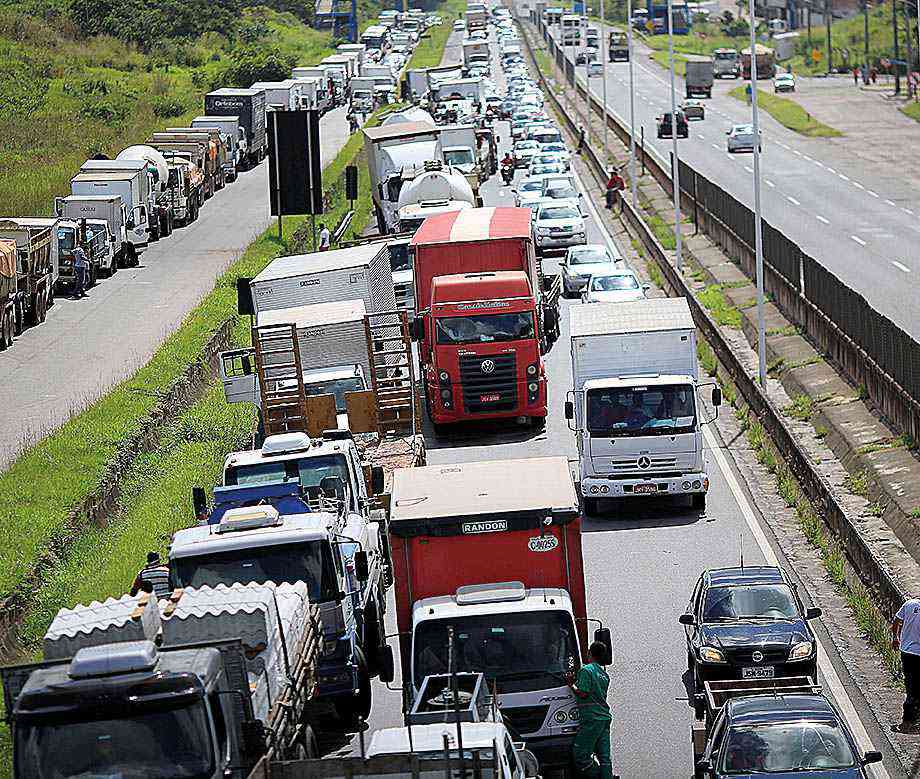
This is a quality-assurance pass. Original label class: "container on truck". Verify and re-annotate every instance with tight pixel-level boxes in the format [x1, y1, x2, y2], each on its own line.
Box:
[466, 6, 488, 30]
[712, 47, 739, 77]
[361, 24, 390, 52]
[0, 584, 325, 777]
[163, 158, 204, 225]
[191, 116, 244, 180]
[0, 219, 56, 346]
[54, 194, 133, 268]
[149, 131, 222, 198]
[431, 78, 485, 111]
[115, 145, 176, 236]
[608, 29, 629, 61]
[462, 40, 490, 68]
[389, 456, 612, 769]
[382, 107, 436, 126]
[170, 474, 391, 724]
[326, 53, 359, 79]
[205, 87, 267, 167]
[741, 43, 775, 78]
[319, 61, 350, 101]
[165, 127, 232, 187]
[362, 63, 397, 90]
[363, 121, 443, 234]
[78, 158, 162, 239]
[40, 216, 113, 292]
[395, 161, 475, 233]
[564, 298, 722, 514]
[426, 64, 465, 93]
[684, 55, 714, 98]
[338, 42, 367, 67]
[290, 71, 332, 113]
[410, 207, 562, 430]
[405, 68, 429, 100]
[70, 170, 149, 258]
[251, 79, 298, 111]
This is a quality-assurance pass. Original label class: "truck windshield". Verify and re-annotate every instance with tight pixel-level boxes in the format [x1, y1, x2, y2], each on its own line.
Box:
[170, 539, 339, 601]
[303, 376, 365, 412]
[720, 722, 855, 773]
[436, 312, 535, 345]
[444, 148, 475, 167]
[714, 51, 737, 61]
[413, 611, 578, 694]
[586, 384, 696, 436]
[56, 227, 76, 252]
[16, 699, 214, 779]
[225, 453, 350, 493]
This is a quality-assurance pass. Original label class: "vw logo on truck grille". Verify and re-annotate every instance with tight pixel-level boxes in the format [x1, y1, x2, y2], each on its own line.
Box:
[480, 359, 496, 374]
[752, 651, 764, 663]
[637, 456, 651, 470]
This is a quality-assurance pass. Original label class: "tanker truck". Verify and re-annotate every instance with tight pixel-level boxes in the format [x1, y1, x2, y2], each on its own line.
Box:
[395, 160, 475, 233]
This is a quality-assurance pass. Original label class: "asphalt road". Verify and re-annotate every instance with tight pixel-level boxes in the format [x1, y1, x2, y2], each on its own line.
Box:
[544, 19, 920, 342]
[348, 26, 899, 778]
[0, 105, 351, 470]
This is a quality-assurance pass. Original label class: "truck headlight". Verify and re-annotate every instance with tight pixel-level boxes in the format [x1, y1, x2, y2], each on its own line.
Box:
[538, 227, 550, 235]
[439, 370, 450, 383]
[698, 646, 726, 664]
[528, 382, 538, 393]
[527, 364, 538, 376]
[789, 641, 813, 661]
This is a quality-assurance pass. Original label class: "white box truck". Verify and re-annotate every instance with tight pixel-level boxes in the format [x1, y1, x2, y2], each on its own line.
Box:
[69, 170, 149, 260]
[55, 194, 131, 268]
[249, 240, 397, 315]
[564, 298, 721, 514]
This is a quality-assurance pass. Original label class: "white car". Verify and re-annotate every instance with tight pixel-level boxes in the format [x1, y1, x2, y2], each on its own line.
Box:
[560, 244, 626, 296]
[453, 19, 465, 32]
[514, 175, 554, 208]
[581, 269, 648, 303]
[532, 200, 587, 255]
[774, 72, 796, 92]
[513, 139, 541, 167]
[530, 151, 569, 171]
[537, 142, 571, 169]
[726, 123, 762, 153]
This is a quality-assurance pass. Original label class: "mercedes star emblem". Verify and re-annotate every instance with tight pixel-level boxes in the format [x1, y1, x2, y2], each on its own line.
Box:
[480, 359, 496, 374]
[752, 651, 764, 663]
[637, 456, 651, 469]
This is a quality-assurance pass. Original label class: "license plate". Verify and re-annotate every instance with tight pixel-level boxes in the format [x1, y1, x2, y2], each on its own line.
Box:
[742, 666, 775, 679]
[480, 393, 500, 402]
[633, 483, 658, 495]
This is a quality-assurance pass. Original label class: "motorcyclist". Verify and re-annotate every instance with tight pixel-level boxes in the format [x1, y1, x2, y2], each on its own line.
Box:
[501, 152, 515, 184]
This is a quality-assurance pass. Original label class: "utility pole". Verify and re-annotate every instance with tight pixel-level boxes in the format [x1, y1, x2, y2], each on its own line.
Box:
[894, 0, 901, 94]
[749, 0, 767, 387]
[825, 0, 833, 73]
[601, 0, 609, 165]
[628, 0, 638, 208]
[904, 0, 915, 96]
[807, 4, 812, 49]
[863, 0, 870, 70]
[667, 0, 682, 271]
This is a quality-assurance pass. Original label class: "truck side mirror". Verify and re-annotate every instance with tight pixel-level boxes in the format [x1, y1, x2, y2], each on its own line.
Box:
[696, 758, 712, 772]
[54, 197, 64, 217]
[805, 607, 822, 620]
[371, 465, 385, 495]
[379, 644, 396, 684]
[564, 400, 574, 420]
[678, 613, 696, 626]
[354, 550, 370, 581]
[863, 751, 883, 766]
[409, 316, 423, 342]
[592, 627, 612, 664]
[711, 387, 722, 407]
[191, 486, 208, 520]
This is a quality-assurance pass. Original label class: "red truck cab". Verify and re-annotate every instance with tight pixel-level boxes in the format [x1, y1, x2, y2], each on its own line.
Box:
[411, 207, 549, 430]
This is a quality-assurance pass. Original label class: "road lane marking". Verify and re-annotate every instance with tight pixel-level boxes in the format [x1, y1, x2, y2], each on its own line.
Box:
[839, 173, 850, 181]
[885, 199, 896, 206]
[892, 260, 911, 273]
[711, 143, 720, 150]
[827, 167, 837, 174]
[803, 154, 813, 161]
[765, 179, 776, 188]
[779, 142, 790, 149]
[787, 196, 800, 206]
[853, 182, 864, 190]
[867, 190, 879, 197]
[816, 215, 830, 224]
[902, 207, 915, 215]
[744, 165, 753, 173]
[702, 424, 891, 777]
[793, 149, 802, 156]
[851, 235, 867, 246]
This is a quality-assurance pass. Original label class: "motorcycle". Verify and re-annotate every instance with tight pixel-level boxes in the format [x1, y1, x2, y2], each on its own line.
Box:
[500, 162, 514, 185]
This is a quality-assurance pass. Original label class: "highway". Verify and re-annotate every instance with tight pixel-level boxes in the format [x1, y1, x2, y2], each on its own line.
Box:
[540, 17, 920, 342]
[350, 26, 901, 778]
[0, 105, 351, 470]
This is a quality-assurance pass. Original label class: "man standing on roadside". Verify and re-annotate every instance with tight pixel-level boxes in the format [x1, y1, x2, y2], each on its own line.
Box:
[605, 168, 625, 210]
[318, 223, 331, 251]
[130, 552, 171, 599]
[892, 595, 920, 731]
[72, 245, 89, 299]
[566, 641, 614, 779]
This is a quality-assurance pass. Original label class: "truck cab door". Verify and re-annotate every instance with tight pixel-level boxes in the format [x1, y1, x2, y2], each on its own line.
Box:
[220, 348, 258, 405]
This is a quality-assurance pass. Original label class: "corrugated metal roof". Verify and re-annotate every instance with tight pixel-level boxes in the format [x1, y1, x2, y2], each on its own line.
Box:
[43, 594, 161, 660]
[411, 207, 531, 245]
[257, 298, 367, 328]
[570, 298, 694, 338]
[252, 241, 388, 284]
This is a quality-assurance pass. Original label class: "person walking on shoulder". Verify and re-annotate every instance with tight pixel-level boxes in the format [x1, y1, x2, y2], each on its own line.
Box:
[567, 641, 614, 779]
[318, 223, 331, 251]
[605, 168, 625, 210]
[72, 245, 89, 299]
[892, 595, 920, 731]
[130, 552, 171, 599]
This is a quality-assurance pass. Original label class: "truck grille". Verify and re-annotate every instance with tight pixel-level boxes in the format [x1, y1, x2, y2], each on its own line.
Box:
[610, 457, 678, 471]
[459, 353, 518, 413]
[502, 704, 549, 736]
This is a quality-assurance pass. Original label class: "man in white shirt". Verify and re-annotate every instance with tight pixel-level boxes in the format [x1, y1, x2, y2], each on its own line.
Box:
[892, 596, 920, 730]
[318, 223, 331, 251]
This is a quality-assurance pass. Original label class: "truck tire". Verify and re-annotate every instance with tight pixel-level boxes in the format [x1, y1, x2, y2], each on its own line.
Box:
[334, 646, 372, 725]
[583, 497, 599, 515]
[363, 598, 385, 676]
[692, 493, 706, 512]
[1, 307, 12, 350]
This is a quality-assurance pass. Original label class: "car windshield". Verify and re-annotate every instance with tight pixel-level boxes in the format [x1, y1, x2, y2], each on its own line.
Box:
[435, 312, 535, 344]
[734, 126, 754, 135]
[714, 51, 737, 60]
[225, 453, 351, 498]
[86, 223, 107, 237]
[586, 384, 696, 436]
[703, 583, 799, 621]
[516, 141, 539, 150]
[520, 179, 546, 191]
[590, 274, 639, 291]
[569, 249, 610, 265]
[413, 610, 579, 693]
[303, 376, 365, 412]
[170, 539, 339, 601]
[531, 163, 564, 175]
[545, 185, 578, 199]
[539, 204, 579, 220]
[16, 700, 214, 779]
[542, 143, 566, 153]
[444, 148, 475, 167]
[721, 722, 856, 773]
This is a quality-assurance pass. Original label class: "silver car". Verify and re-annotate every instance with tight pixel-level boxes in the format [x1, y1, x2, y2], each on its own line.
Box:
[727, 123, 762, 153]
[532, 200, 587, 255]
[515, 175, 554, 208]
[581, 269, 648, 303]
[560, 243, 625, 296]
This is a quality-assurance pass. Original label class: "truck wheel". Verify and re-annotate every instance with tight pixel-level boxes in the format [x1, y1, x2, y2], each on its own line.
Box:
[0, 308, 11, 350]
[692, 493, 706, 512]
[335, 646, 372, 726]
[363, 600, 384, 676]
[13, 299, 24, 336]
[583, 497, 599, 515]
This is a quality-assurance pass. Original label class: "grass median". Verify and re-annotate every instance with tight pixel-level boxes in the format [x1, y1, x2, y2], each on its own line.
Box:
[729, 86, 842, 137]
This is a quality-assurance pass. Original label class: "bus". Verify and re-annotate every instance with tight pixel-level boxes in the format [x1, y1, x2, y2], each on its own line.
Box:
[561, 13, 583, 44]
[649, 1, 690, 34]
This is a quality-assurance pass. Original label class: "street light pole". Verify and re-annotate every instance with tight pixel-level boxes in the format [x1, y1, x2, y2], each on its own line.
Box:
[584, 12, 591, 138]
[893, 0, 901, 94]
[863, 0, 870, 72]
[749, 0, 767, 387]
[628, 0, 638, 208]
[667, 0, 682, 270]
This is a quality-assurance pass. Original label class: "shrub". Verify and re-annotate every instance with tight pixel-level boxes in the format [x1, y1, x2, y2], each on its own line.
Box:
[151, 95, 186, 117]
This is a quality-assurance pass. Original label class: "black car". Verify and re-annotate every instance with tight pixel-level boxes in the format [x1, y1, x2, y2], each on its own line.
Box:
[696, 692, 882, 778]
[680, 566, 821, 708]
[656, 110, 689, 139]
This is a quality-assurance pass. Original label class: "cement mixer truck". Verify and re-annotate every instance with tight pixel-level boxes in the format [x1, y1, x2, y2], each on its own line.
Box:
[395, 161, 475, 233]
[116, 145, 174, 239]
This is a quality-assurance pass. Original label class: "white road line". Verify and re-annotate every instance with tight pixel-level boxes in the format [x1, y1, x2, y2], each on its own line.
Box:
[902, 207, 915, 215]
[816, 215, 830, 224]
[885, 199, 896, 206]
[827, 167, 837, 174]
[787, 196, 801, 206]
[711, 143, 720, 150]
[803, 154, 813, 161]
[839, 173, 849, 181]
[744, 165, 753, 173]
[851, 235, 867, 246]
[779, 142, 790, 149]
[853, 182, 865, 190]
[868, 190, 879, 198]
[793, 149, 803, 156]
[813, 160, 824, 168]
[764, 179, 776, 188]
[892, 260, 912, 273]
[703, 424, 891, 777]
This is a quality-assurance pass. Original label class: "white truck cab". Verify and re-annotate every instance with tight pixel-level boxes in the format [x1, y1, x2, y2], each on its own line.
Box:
[566, 298, 721, 514]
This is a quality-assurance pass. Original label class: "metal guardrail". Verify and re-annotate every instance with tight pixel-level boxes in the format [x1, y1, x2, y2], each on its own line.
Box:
[516, 11, 909, 618]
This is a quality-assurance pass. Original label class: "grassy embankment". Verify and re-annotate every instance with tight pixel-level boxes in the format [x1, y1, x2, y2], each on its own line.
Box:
[728, 86, 842, 136]
[403, 0, 467, 70]
[0, 6, 338, 216]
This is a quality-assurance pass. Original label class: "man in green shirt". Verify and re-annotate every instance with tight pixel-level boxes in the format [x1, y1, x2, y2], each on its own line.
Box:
[567, 641, 613, 779]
